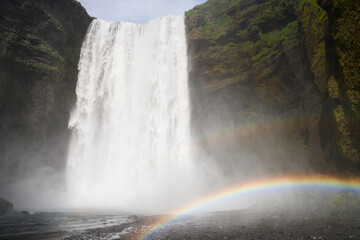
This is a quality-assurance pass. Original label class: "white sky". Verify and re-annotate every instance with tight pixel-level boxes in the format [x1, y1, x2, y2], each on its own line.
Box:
[77, 0, 207, 23]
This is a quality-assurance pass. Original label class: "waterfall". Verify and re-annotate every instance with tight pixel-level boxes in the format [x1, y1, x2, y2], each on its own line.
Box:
[66, 16, 197, 211]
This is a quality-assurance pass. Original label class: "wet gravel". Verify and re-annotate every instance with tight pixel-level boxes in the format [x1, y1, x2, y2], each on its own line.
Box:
[79, 209, 360, 240]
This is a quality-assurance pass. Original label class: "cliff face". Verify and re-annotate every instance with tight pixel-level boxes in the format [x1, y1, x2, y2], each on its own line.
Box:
[0, 0, 91, 188]
[185, 0, 359, 177]
[0, 197, 13, 215]
[0, 0, 358, 195]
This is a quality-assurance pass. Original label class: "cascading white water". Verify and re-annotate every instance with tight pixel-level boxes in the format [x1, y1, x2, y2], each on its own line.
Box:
[66, 16, 198, 212]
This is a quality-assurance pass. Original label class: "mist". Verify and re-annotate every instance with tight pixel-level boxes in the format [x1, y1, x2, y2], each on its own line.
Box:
[0, 7, 355, 218]
[1, 0, 359, 239]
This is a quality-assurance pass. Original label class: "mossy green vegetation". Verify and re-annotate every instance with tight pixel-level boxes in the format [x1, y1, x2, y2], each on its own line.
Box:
[72, 0, 82, 6]
[328, 193, 360, 210]
[331, 0, 360, 116]
[299, 0, 327, 94]
[328, 76, 339, 99]
[262, 21, 298, 46]
[333, 105, 359, 163]
[186, 0, 234, 39]
[186, 0, 360, 175]
[251, 47, 276, 61]
[327, 0, 360, 165]
[0, 0, 92, 182]
[22, 59, 58, 74]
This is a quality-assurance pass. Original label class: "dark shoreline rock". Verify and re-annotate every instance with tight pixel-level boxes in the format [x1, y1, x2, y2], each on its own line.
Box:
[128, 214, 138, 220]
[20, 210, 30, 215]
[0, 197, 13, 215]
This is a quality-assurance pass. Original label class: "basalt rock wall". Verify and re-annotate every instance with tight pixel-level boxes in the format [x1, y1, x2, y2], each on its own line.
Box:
[0, 0, 91, 190]
[185, 0, 359, 178]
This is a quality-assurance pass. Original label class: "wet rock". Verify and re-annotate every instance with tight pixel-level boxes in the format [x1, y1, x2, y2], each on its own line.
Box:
[0, 197, 13, 215]
[128, 215, 138, 220]
[184, 0, 360, 176]
[0, 0, 92, 191]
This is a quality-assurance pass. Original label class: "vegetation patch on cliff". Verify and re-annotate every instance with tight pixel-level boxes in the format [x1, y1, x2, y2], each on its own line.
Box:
[0, 0, 92, 187]
[186, 0, 360, 175]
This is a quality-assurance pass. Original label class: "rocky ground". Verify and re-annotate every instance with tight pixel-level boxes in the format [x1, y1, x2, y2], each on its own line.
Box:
[71, 209, 360, 240]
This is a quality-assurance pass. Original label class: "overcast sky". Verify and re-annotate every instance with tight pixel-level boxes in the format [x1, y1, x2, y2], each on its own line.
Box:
[77, 0, 207, 23]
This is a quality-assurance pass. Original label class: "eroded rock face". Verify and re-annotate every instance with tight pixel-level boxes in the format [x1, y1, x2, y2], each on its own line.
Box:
[319, 0, 360, 173]
[0, 197, 13, 215]
[0, 0, 91, 189]
[185, 0, 359, 177]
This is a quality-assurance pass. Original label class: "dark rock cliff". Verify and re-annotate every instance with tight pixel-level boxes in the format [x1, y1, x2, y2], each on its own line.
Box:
[0, 0, 91, 190]
[185, 0, 359, 178]
[0, 197, 13, 215]
[0, 0, 358, 197]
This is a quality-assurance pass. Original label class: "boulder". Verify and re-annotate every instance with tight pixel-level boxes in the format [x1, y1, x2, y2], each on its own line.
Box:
[0, 197, 13, 215]
[128, 215, 138, 220]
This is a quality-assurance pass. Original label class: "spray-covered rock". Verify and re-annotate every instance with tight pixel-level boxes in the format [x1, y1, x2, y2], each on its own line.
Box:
[0, 197, 13, 215]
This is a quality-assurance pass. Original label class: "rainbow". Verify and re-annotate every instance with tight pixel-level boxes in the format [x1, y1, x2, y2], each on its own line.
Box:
[136, 175, 360, 240]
